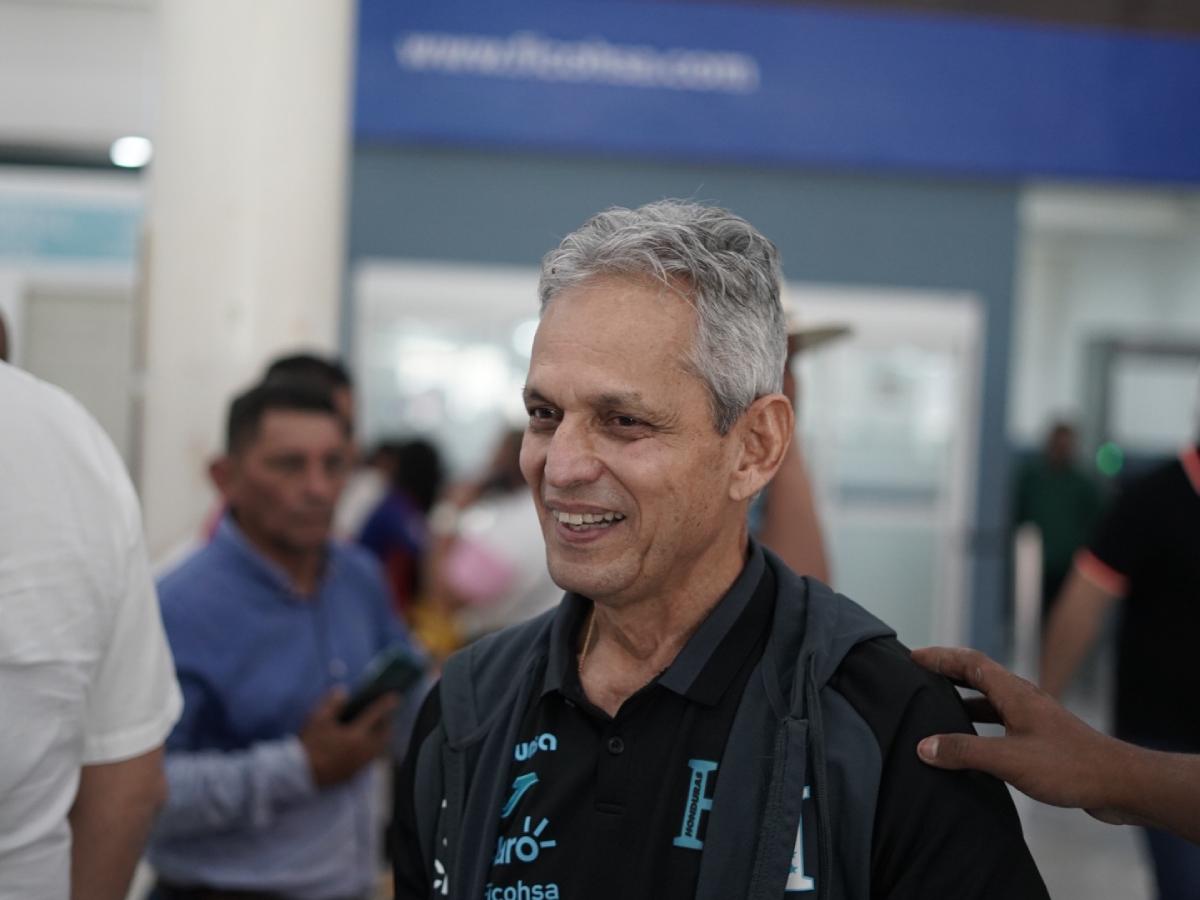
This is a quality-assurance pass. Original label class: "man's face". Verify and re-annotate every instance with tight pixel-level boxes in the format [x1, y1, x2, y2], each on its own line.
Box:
[520, 275, 744, 609]
[217, 409, 350, 557]
[1047, 426, 1076, 467]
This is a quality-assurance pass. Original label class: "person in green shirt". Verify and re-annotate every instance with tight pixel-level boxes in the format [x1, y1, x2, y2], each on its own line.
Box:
[1014, 421, 1103, 613]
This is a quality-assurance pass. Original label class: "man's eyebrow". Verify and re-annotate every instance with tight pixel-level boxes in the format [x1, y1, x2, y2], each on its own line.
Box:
[594, 391, 648, 410]
[522, 386, 656, 414]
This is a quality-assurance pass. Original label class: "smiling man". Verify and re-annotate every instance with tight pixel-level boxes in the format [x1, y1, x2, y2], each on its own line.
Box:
[393, 200, 1048, 899]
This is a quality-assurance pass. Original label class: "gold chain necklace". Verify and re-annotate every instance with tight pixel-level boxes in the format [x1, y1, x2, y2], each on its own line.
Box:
[577, 608, 597, 676]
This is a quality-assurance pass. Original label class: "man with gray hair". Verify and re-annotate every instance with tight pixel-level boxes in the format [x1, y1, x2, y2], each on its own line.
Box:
[393, 200, 1047, 899]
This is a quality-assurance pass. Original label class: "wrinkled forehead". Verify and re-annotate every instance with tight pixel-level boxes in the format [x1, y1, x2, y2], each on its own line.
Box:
[526, 281, 716, 426]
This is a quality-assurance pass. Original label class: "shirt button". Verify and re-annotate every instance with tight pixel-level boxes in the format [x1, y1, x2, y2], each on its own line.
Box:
[607, 736, 625, 755]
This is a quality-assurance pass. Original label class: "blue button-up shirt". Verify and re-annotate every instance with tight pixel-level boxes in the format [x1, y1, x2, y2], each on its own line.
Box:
[148, 517, 415, 899]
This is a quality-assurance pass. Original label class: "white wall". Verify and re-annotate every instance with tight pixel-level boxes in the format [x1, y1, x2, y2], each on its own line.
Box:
[1009, 185, 1200, 447]
[0, 0, 157, 150]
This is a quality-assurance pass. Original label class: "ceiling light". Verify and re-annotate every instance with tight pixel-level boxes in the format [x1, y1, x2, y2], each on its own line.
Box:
[110, 136, 153, 169]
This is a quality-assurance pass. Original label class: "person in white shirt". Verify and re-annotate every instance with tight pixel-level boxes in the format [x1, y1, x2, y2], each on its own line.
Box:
[0, 361, 182, 900]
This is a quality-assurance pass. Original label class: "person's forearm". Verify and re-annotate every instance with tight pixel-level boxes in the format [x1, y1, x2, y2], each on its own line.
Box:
[1117, 747, 1200, 844]
[154, 737, 315, 839]
[1039, 569, 1113, 698]
[757, 440, 831, 582]
[70, 748, 167, 900]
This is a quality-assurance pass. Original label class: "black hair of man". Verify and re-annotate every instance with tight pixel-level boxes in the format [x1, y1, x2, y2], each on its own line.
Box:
[263, 352, 353, 392]
[391, 438, 445, 515]
[225, 383, 344, 455]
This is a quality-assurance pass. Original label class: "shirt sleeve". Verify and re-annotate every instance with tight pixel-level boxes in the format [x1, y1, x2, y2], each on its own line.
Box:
[81, 429, 182, 764]
[155, 737, 317, 838]
[1085, 474, 1156, 588]
[153, 665, 317, 839]
[832, 639, 1050, 900]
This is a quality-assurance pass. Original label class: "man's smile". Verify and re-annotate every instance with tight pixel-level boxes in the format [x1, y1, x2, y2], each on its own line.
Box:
[549, 506, 626, 531]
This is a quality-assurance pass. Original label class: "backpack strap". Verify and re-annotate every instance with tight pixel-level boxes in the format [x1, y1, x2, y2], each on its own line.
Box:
[700, 551, 895, 900]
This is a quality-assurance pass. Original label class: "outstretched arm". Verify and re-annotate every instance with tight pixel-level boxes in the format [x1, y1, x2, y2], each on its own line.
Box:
[913, 646, 1200, 845]
[1039, 564, 1116, 698]
[756, 440, 830, 582]
[156, 686, 397, 839]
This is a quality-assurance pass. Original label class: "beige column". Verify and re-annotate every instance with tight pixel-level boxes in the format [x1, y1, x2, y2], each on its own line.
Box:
[138, 0, 355, 559]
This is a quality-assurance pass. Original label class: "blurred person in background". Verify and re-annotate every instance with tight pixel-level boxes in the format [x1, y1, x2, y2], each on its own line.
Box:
[263, 352, 356, 436]
[0, 362, 181, 900]
[147, 383, 423, 900]
[1040, 416, 1200, 899]
[260, 350, 384, 542]
[357, 438, 446, 620]
[1014, 419, 1103, 614]
[198, 352, 362, 545]
[338, 442, 403, 544]
[424, 428, 563, 649]
[913, 646, 1200, 848]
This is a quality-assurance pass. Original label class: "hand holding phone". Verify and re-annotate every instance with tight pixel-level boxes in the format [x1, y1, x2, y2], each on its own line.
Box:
[337, 645, 426, 724]
[301, 687, 398, 787]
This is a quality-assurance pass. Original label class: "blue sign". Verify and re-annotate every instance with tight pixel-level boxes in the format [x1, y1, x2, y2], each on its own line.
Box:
[356, 0, 1200, 182]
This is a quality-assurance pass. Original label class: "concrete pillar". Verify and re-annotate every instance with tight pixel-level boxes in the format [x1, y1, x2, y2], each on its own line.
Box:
[139, 0, 354, 559]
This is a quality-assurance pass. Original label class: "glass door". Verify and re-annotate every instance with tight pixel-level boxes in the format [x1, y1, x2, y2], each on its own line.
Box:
[790, 286, 983, 648]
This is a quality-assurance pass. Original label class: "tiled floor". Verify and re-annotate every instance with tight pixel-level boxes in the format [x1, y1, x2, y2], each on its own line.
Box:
[1019, 792, 1153, 899]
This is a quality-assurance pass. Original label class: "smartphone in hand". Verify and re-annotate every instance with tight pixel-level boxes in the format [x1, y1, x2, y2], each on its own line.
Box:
[338, 645, 426, 723]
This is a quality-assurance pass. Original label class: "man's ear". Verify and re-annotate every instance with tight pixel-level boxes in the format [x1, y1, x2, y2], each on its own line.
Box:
[728, 394, 794, 502]
[208, 455, 234, 499]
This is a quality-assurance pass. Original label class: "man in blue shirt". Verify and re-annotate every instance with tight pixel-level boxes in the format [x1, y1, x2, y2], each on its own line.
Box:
[148, 383, 419, 900]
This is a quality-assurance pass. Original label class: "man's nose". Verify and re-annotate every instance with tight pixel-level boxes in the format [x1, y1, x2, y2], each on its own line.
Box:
[543, 418, 603, 489]
[301, 461, 339, 502]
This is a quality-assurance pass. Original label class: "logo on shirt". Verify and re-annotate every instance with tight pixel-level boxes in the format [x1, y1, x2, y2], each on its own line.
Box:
[672, 758, 719, 851]
[493, 816, 558, 866]
[514, 732, 558, 761]
[434, 797, 451, 896]
[483, 880, 561, 900]
[786, 785, 816, 893]
[501, 772, 539, 819]
[433, 857, 450, 896]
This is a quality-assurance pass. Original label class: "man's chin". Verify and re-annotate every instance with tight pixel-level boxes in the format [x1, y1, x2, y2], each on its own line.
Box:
[282, 530, 331, 555]
[546, 557, 631, 603]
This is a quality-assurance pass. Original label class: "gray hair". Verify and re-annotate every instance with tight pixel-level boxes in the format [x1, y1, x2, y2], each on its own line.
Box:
[538, 199, 787, 434]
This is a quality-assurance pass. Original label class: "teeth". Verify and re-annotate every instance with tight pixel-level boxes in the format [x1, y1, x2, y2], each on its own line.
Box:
[552, 509, 625, 527]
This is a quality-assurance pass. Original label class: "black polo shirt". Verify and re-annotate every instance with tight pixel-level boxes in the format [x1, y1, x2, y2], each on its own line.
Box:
[1081, 446, 1200, 749]
[479, 548, 775, 900]
[394, 546, 1048, 900]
